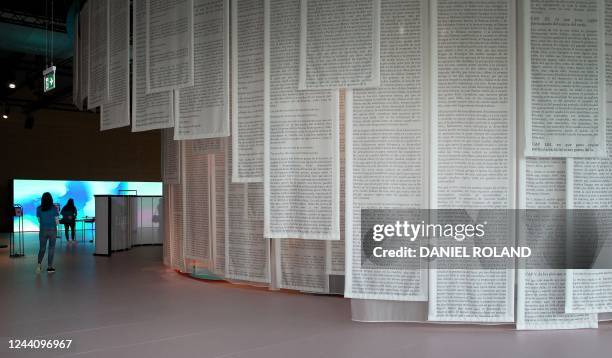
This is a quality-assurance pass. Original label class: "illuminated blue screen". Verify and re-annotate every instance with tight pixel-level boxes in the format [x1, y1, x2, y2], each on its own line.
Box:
[13, 179, 163, 231]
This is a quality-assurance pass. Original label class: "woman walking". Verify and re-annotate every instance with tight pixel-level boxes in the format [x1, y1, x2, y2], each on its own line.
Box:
[61, 198, 78, 243]
[36, 192, 59, 274]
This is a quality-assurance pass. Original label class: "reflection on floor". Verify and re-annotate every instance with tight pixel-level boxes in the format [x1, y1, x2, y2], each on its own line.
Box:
[0, 232, 611, 358]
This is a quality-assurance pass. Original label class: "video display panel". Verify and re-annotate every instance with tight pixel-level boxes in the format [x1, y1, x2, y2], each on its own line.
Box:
[13, 179, 163, 231]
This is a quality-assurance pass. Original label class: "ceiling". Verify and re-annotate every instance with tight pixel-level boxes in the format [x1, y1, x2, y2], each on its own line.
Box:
[1, 1, 71, 32]
[0, 0, 80, 117]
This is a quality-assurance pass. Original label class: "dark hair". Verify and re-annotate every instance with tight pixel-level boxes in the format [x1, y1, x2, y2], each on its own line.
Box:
[41, 192, 54, 211]
[65, 198, 75, 209]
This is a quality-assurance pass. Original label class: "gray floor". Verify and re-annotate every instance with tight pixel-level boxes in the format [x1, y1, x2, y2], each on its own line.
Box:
[1, 232, 611, 358]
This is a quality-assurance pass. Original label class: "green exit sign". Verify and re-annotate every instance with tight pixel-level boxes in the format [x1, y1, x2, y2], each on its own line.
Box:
[43, 66, 56, 92]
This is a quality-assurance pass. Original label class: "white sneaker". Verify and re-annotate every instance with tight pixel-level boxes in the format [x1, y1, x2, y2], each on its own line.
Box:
[36, 264, 42, 274]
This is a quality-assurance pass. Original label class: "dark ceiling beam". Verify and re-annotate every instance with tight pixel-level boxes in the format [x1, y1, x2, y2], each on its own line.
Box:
[0, 54, 72, 72]
[0, 8, 67, 33]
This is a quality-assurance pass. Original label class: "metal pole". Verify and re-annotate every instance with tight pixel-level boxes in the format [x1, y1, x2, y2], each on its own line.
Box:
[10, 205, 25, 258]
[19, 214, 24, 256]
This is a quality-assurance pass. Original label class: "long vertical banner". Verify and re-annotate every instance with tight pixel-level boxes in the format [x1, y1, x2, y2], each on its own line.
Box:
[299, 0, 380, 89]
[516, 158, 597, 329]
[564, 0, 612, 316]
[163, 184, 171, 267]
[133, 0, 174, 132]
[264, 0, 340, 240]
[162, 129, 181, 184]
[169, 182, 186, 272]
[88, 0, 108, 109]
[146, 0, 194, 93]
[212, 148, 226, 276]
[232, 0, 265, 182]
[182, 141, 211, 263]
[566, 157, 612, 315]
[429, 0, 516, 323]
[275, 238, 328, 292]
[327, 91, 346, 278]
[80, 2, 90, 106]
[174, 0, 229, 140]
[225, 140, 270, 283]
[345, 0, 429, 301]
[101, 0, 130, 130]
[524, 0, 606, 157]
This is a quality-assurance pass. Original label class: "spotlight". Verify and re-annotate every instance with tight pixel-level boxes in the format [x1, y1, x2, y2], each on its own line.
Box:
[8, 83, 16, 89]
[2, 114, 7, 119]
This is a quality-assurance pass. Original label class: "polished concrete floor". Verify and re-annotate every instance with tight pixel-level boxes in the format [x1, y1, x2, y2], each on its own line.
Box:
[1, 232, 611, 358]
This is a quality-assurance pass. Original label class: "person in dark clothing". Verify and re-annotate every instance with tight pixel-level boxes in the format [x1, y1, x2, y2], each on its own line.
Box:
[37, 192, 59, 273]
[61, 198, 77, 243]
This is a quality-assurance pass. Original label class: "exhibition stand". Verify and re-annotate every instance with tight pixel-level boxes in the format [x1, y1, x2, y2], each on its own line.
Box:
[94, 195, 163, 256]
[75, 217, 96, 242]
[9, 204, 25, 257]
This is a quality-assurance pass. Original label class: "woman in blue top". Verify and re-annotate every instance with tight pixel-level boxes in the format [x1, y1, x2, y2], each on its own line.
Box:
[36, 192, 59, 274]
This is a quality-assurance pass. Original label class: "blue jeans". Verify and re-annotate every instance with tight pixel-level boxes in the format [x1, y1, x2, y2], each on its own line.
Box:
[38, 229, 57, 266]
